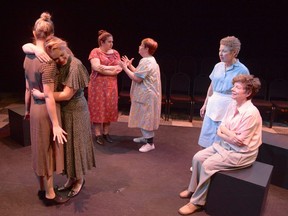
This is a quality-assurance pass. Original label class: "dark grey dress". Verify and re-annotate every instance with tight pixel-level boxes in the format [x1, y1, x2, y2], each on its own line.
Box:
[57, 56, 96, 179]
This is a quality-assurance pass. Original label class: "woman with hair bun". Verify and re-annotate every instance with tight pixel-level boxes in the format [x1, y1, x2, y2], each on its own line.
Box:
[88, 30, 122, 145]
[22, 12, 68, 205]
[25, 36, 96, 198]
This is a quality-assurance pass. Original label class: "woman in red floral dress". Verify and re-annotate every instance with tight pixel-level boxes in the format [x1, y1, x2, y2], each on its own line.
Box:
[88, 30, 122, 145]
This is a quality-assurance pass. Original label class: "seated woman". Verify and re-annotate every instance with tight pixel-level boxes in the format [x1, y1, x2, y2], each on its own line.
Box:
[178, 74, 262, 215]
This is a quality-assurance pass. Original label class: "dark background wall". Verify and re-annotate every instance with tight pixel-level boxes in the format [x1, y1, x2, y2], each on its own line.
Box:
[1, 0, 288, 94]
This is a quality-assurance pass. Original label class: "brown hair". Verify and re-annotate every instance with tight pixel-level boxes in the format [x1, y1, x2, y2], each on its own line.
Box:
[98, 30, 112, 46]
[232, 74, 261, 100]
[33, 12, 54, 40]
[45, 36, 74, 57]
[142, 38, 158, 55]
[220, 36, 241, 57]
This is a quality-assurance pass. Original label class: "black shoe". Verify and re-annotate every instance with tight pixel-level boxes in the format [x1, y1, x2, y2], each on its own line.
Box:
[56, 178, 76, 192]
[37, 190, 46, 200]
[56, 183, 74, 192]
[95, 136, 104, 145]
[42, 194, 70, 206]
[68, 180, 85, 198]
[103, 134, 113, 143]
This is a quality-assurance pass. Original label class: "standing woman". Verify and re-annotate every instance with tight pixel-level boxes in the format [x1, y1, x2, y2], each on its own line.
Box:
[119, 38, 161, 153]
[198, 36, 249, 149]
[23, 12, 68, 205]
[26, 36, 96, 197]
[88, 30, 122, 145]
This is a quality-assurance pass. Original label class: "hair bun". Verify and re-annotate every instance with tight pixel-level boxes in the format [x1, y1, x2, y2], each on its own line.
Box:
[98, 30, 107, 36]
[40, 12, 51, 22]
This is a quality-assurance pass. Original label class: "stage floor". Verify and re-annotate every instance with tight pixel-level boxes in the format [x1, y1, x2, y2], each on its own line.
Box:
[0, 93, 287, 216]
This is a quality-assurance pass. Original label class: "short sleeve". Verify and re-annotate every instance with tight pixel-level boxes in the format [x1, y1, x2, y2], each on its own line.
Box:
[88, 48, 100, 61]
[41, 61, 57, 84]
[135, 58, 152, 79]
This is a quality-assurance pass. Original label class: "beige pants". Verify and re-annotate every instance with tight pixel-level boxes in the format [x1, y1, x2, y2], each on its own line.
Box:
[187, 142, 258, 206]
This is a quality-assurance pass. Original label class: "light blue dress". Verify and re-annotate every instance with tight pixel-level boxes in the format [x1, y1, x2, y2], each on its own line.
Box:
[198, 59, 249, 148]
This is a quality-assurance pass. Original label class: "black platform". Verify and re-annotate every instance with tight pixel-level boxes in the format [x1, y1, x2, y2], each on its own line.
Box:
[257, 131, 288, 189]
[8, 105, 30, 146]
[205, 161, 273, 216]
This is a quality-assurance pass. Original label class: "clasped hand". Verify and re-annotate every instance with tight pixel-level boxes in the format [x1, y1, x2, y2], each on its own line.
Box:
[31, 88, 44, 100]
[119, 55, 134, 69]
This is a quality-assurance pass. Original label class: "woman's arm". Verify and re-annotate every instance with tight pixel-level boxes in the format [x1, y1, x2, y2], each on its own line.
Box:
[118, 60, 142, 83]
[90, 58, 122, 76]
[217, 124, 244, 146]
[22, 43, 51, 63]
[32, 86, 76, 102]
[121, 55, 136, 72]
[43, 82, 67, 144]
[24, 79, 31, 119]
[200, 83, 213, 118]
[53, 86, 76, 101]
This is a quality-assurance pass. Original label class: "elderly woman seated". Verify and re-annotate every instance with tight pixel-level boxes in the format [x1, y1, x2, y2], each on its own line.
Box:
[178, 74, 262, 215]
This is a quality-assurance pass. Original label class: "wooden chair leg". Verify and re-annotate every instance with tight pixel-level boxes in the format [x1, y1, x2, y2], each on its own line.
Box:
[189, 101, 194, 122]
[269, 106, 276, 128]
[165, 100, 168, 121]
[167, 100, 171, 121]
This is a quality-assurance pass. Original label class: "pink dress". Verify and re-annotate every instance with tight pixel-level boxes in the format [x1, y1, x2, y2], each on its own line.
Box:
[88, 48, 120, 123]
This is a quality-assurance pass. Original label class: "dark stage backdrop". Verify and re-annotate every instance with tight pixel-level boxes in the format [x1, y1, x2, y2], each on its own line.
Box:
[1, 0, 288, 93]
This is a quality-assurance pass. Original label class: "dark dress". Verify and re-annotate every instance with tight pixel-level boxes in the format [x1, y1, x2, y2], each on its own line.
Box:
[57, 56, 96, 179]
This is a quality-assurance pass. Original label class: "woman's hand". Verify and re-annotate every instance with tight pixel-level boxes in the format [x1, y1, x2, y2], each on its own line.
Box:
[24, 112, 30, 120]
[34, 47, 51, 63]
[118, 60, 127, 69]
[121, 55, 134, 67]
[200, 104, 206, 118]
[31, 88, 44, 99]
[230, 133, 244, 146]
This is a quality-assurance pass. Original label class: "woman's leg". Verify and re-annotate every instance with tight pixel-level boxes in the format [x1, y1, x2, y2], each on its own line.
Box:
[94, 123, 102, 136]
[68, 177, 85, 198]
[94, 123, 104, 145]
[103, 122, 113, 143]
[139, 129, 155, 152]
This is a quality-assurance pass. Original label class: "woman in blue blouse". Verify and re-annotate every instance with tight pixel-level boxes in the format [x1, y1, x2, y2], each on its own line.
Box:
[198, 36, 249, 149]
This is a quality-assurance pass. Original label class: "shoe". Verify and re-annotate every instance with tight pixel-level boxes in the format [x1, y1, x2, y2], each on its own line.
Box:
[37, 190, 46, 200]
[68, 179, 85, 198]
[133, 137, 147, 143]
[178, 203, 201, 215]
[42, 194, 70, 206]
[103, 134, 113, 143]
[139, 143, 155, 153]
[95, 136, 104, 145]
[179, 190, 193, 198]
[56, 178, 76, 192]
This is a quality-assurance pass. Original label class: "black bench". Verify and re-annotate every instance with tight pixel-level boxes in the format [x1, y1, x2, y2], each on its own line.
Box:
[205, 161, 273, 216]
[8, 105, 31, 146]
[257, 131, 288, 189]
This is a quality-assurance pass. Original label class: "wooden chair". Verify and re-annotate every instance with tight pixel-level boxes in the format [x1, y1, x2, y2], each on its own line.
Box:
[191, 74, 210, 121]
[252, 78, 274, 128]
[118, 74, 131, 112]
[268, 78, 288, 127]
[167, 72, 193, 122]
[160, 73, 168, 120]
